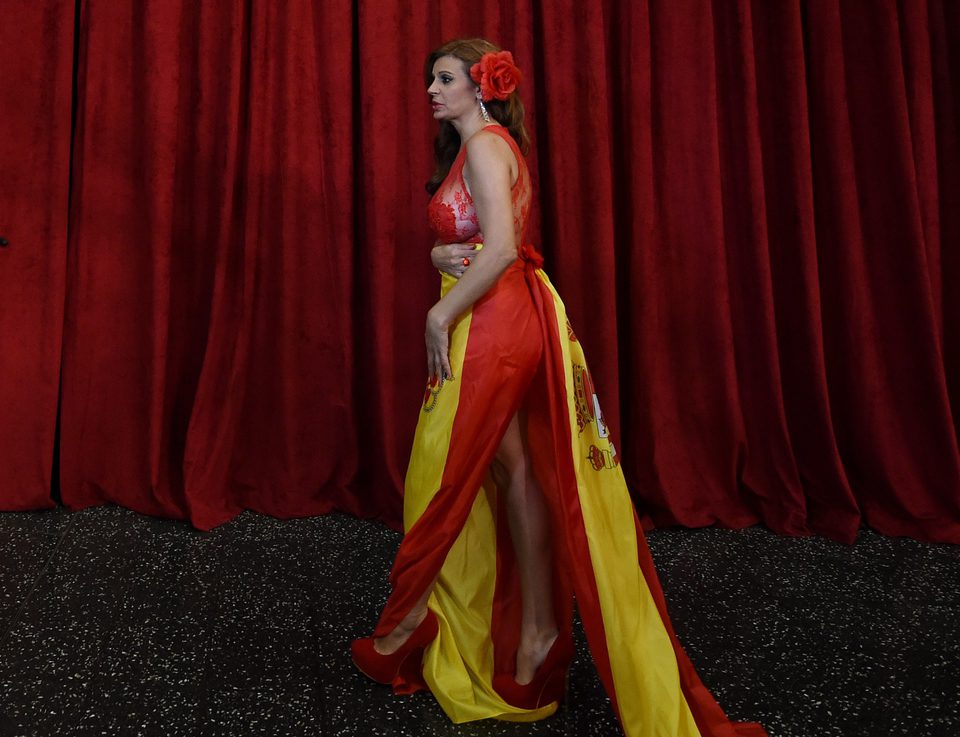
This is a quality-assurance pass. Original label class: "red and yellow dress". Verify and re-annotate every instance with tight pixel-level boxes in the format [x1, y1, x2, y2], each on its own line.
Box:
[372, 124, 767, 737]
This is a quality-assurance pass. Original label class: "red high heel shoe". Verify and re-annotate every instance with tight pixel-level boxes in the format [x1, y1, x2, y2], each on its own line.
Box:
[492, 634, 574, 710]
[350, 610, 439, 684]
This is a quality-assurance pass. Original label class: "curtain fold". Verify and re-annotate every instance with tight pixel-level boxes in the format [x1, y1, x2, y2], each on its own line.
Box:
[0, 0, 74, 510]
[1, 0, 957, 543]
[59, 1, 362, 528]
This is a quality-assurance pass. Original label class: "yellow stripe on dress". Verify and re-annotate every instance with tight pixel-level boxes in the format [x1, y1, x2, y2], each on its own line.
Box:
[537, 271, 703, 737]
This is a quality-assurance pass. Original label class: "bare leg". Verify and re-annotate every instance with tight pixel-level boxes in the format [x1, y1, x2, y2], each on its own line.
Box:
[373, 412, 556, 674]
[490, 412, 559, 685]
[373, 576, 436, 655]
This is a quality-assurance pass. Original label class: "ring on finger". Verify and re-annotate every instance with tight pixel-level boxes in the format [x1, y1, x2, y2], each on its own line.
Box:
[462, 257, 471, 266]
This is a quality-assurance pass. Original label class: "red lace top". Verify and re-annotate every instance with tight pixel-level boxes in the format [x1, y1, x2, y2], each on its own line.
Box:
[427, 125, 533, 251]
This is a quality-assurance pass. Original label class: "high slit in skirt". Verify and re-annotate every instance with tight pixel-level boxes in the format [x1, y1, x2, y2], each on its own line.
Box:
[371, 253, 768, 737]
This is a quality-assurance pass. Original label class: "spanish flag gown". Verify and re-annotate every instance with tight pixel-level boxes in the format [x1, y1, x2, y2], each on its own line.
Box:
[370, 124, 767, 737]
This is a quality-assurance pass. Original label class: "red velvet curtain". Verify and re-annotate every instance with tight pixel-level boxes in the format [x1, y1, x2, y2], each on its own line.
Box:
[0, 0, 74, 511]
[1, 1, 958, 544]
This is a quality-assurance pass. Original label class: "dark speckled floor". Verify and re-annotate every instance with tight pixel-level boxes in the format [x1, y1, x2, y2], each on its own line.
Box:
[0, 506, 957, 737]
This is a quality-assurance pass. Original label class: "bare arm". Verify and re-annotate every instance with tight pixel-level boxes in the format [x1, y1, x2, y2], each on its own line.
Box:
[425, 131, 519, 380]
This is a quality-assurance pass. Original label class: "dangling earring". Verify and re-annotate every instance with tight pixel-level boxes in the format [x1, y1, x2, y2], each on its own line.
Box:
[477, 93, 491, 123]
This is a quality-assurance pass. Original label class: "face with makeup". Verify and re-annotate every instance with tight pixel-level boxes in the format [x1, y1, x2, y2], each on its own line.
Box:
[426, 55, 482, 123]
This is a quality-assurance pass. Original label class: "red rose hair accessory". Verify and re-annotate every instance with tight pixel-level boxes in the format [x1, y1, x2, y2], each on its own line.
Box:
[469, 50, 522, 101]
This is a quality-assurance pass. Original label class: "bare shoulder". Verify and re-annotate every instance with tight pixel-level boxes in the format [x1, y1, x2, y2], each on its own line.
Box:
[466, 129, 515, 165]
[464, 129, 516, 183]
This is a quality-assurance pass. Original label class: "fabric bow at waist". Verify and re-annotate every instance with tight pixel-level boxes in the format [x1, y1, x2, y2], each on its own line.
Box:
[518, 243, 544, 269]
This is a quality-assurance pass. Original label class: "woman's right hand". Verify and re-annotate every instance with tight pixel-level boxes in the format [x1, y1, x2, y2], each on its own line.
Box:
[431, 242, 480, 278]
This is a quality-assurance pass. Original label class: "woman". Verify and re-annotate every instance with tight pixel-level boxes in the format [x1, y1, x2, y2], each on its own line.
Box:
[351, 38, 767, 737]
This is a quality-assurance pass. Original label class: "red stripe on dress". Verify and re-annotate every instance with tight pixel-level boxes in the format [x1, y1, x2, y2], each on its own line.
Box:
[631, 511, 769, 736]
[373, 267, 541, 637]
[520, 268, 624, 724]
